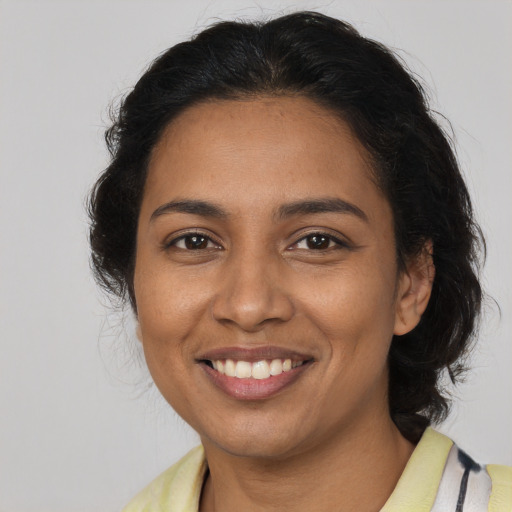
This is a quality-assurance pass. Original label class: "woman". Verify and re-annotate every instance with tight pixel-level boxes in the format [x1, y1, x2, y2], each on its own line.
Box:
[88, 11, 511, 512]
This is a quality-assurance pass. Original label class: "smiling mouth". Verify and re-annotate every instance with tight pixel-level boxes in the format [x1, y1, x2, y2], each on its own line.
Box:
[202, 358, 306, 379]
[197, 348, 314, 400]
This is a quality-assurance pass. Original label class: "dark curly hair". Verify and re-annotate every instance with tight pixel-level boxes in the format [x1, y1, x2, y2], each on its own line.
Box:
[88, 11, 484, 443]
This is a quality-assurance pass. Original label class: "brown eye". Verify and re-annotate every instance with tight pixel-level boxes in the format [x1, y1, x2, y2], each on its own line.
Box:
[305, 234, 330, 250]
[184, 235, 209, 250]
[291, 232, 348, 252]
[169, 233, 219, 250]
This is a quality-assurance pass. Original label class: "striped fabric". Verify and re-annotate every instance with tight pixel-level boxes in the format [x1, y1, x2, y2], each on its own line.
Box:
[432, 445, 494, 511]
[122, 428, 512, 512]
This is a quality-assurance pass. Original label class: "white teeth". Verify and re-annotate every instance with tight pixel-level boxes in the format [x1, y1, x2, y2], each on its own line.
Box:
[235, 361, 252, 379]
[210, 357, 305, 379]
[269, 359, 283, 375]
[252, 360, 270, 379]
[224, 359, 236, 377]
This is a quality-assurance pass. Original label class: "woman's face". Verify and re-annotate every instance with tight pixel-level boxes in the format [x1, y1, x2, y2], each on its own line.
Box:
[134, 96, 419, 458]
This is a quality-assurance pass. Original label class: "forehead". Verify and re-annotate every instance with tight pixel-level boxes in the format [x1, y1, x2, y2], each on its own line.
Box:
[143, 96, 388, 222]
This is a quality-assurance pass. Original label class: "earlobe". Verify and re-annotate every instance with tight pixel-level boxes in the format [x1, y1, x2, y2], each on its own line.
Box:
[394, 242, 435, 336]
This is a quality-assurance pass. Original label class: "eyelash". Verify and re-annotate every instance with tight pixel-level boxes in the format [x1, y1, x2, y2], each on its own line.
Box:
[164, 231, 221, 251]
[164, 230, 349, 252]
[291, 232, 349, 251]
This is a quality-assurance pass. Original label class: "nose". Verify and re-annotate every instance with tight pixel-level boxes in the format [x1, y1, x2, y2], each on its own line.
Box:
[211, 252, 294, 332]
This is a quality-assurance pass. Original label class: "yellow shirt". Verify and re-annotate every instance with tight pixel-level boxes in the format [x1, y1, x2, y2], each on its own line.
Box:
[122, 428, 512, 512]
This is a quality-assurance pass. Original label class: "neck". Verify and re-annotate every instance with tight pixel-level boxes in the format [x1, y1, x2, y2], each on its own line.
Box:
[199, 413, 415, 512]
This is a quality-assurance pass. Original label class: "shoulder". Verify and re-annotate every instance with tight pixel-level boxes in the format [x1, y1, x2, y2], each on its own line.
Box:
[121, 445, 206, 512]
[382, 428, 512, 512]
[486, 464, 512, 511]
[431, 434, 512, 512]
[120, 431, 512, 512]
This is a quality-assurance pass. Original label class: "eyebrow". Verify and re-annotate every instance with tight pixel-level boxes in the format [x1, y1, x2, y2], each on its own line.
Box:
[276, 197, 368, 222]
[150, 199, 228, 221]
[150, 197, 368, 223]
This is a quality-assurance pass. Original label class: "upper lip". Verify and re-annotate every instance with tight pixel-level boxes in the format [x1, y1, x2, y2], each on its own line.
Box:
[196, 346, 314, 362]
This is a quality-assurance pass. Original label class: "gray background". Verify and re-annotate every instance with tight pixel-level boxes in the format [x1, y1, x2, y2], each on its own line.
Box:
[1, 0, 511, 510]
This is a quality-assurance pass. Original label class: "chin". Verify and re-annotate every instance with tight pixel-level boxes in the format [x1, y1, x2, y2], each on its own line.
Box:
[207, 436, 301, 460]
[199, 418, 310, 460]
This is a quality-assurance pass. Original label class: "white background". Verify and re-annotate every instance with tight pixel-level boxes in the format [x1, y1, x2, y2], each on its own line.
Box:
[0, 1, 511, 510]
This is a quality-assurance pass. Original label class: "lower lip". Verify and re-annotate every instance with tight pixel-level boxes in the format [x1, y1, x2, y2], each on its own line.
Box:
[199, 362, 311, 400]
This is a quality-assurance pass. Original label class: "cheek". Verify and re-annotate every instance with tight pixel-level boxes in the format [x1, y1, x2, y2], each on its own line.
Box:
[136, 261, 203, 324]
[133, 264, 212, 412]
[133, 261, 213, 370]
[296, 266, 398, 416]
[295, 264, 398, 357]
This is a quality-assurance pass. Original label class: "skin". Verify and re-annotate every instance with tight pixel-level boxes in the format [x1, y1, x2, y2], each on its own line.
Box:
[134, 96, 434, 511]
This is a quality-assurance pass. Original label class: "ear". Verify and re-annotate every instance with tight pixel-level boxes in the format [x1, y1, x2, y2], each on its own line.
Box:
[394, 240, 435, 336]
